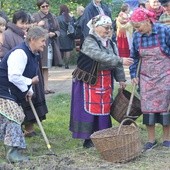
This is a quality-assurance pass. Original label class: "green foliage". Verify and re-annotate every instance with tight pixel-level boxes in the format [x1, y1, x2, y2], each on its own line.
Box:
[0, 0, 121, 20]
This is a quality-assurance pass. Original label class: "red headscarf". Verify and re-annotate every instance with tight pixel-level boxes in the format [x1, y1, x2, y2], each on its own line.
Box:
[130, 8, 155, 22]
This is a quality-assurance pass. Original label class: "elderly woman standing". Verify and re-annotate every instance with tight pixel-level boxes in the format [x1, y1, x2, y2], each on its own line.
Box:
[0, 26, 48, 163]
[130, 8, 170, 152]
[70, 15, 133, 148]
[0, 10, 48, 137]
[33, 0, 62, 94]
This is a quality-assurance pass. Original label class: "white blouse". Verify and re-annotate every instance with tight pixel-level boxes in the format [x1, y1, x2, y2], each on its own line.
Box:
[7, 49, 33, 93]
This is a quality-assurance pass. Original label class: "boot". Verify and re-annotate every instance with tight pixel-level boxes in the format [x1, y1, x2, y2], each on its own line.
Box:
[83, 139, 94, 148]
[5, 146, 29, 163]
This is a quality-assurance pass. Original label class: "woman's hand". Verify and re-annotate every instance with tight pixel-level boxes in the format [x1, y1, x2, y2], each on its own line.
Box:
[32, 76, 39, 85]
[122, 57, 134, 66]
[25, 90, 33, 101]
[119, 81, 126, 89]
[131, 78, 139, 85]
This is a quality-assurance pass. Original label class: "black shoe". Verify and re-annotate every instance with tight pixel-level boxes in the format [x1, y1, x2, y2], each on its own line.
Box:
[83, 139, 94, 148]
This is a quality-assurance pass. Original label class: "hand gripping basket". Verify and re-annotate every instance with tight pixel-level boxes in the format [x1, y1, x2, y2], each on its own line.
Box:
[110, 89, 142, 125]
[90, 119, 142, 163]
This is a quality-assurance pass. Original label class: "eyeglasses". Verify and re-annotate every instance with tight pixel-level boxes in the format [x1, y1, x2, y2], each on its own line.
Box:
[101, 25, 113, 31]
[41, 5, 49, 9]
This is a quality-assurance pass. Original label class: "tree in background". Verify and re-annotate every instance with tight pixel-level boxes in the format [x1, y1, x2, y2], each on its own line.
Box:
[0, 0, 121, 19]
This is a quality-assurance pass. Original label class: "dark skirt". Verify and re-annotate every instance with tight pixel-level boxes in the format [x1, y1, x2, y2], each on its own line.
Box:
[22, 67, 48, 124]
[143, 112, 170, 125]
[69, 79, 112, 139]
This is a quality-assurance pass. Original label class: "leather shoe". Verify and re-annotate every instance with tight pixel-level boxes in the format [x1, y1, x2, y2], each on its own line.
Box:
[83, 139, 94, 148]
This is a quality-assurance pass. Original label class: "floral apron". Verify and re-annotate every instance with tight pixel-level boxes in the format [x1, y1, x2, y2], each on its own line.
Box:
[83, 70, 112, 115]
[139, 35, 170, 113]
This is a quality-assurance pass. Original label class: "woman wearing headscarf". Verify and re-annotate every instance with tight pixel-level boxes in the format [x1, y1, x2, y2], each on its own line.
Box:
[33, 0, 63, 94]
[70, 15, 133, 148]
[130, 8, 170, 152]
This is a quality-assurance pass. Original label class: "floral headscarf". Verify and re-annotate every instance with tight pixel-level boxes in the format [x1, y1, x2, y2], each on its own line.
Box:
[130, 8, 155, 22]
[87, 14, 112, 31]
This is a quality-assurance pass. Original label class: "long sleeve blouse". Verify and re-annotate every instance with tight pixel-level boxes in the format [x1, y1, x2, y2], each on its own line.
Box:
[81, 33, 125, 82]
[8, 49, 33, 93]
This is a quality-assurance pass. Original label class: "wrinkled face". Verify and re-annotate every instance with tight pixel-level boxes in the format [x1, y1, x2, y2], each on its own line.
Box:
[40, 2, 49, 14]
[132, 20, 151, 34]
[149, 0, 161, 9]
[30, 37, 46, 53]
[95, 24, 113, 38]
[16, 19, 28, 33]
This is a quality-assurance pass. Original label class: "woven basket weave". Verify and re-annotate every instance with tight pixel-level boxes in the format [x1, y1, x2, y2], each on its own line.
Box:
[110, 89, 142, 125]
[90, 119, 142, 163]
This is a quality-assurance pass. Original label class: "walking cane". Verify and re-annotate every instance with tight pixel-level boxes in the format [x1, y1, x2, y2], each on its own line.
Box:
[28, 98, 56, 156]
[125, 59, 141, 119]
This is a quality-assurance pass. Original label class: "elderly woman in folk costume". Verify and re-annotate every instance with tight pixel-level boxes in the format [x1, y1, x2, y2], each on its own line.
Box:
[0, 26, 48, 163]
[130, 8, 170, 152]
[159, 0, 170, 25]
[70, 14, 133, 148]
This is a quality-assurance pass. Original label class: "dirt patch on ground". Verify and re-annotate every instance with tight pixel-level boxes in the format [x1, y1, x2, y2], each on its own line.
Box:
[1, 145, 170, 170]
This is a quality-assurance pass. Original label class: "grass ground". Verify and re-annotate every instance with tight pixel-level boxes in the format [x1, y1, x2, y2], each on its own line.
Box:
[0, 85, 170, 169]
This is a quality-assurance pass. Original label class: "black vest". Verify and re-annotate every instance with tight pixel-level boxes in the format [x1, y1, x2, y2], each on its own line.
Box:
[72, 34, 116, 85]
[0, 42, 39, 103]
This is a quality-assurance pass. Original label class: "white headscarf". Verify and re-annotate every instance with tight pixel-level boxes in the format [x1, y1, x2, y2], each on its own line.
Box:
[87, 14, 112, 34]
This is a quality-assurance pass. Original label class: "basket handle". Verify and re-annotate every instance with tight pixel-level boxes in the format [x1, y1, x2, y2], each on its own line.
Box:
[117, 118, 138, 135]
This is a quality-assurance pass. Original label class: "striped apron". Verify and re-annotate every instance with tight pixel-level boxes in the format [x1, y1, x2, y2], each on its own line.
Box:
[83, 70, 112, 115]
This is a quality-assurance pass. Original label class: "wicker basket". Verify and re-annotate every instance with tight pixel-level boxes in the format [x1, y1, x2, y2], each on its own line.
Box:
[90, 119, 142, 163]
[110, 89, 142, 125]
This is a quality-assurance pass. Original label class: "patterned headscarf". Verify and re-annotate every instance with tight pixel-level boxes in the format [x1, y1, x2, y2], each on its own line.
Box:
[87, 14, 112, 29]
[130, 8, 155, 22]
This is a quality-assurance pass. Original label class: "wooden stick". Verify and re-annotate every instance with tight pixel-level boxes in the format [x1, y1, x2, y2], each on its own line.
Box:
[28, 98, 52, 152]
[126, 59, 141, 117]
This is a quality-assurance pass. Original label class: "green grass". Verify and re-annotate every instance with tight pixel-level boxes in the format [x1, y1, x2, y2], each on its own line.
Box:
[0, 84, 169, 169]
